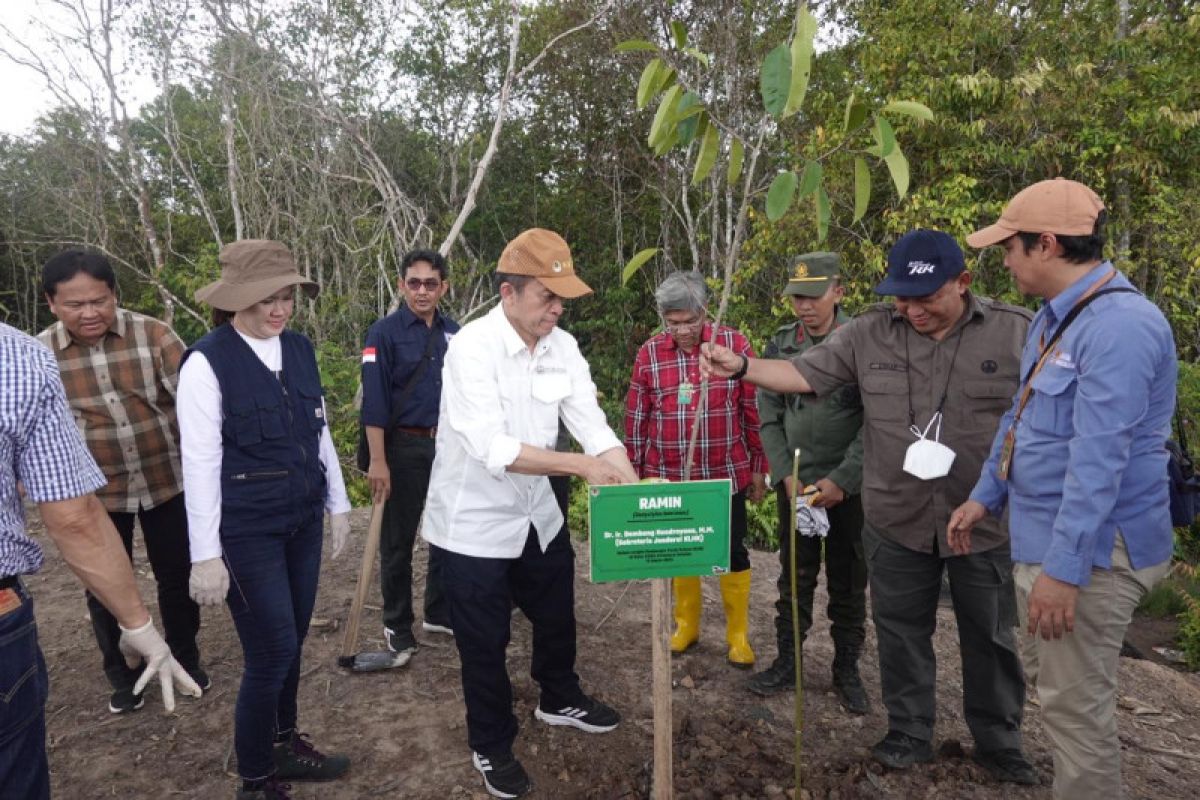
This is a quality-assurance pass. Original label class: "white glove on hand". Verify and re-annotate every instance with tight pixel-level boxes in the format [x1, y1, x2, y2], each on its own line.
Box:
[118, 618, 202, 712]
[189, 557, 229, 606]
[329, 511, 351, 559]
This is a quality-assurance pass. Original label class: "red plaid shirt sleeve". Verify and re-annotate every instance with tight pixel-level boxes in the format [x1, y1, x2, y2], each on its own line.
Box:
[622, 325, 765, 490]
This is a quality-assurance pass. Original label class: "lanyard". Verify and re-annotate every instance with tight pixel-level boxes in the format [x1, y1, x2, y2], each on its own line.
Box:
[996, 269, 1123, 480]
[904, 322, 966, 430]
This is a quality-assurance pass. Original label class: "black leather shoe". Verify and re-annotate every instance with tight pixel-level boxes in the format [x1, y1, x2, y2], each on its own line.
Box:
[871, 730, 933, 769]
[973, 748, 1038, 785]
[744, 656, 795, 696]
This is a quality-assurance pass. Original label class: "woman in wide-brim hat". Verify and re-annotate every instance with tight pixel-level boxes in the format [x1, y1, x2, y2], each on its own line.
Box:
[177, 239, 353, 800]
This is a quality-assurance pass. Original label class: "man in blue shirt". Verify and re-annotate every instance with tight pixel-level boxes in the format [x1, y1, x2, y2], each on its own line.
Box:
[361, 250, 461, 658]
[950, 178, 1176, 799]
[0, 322, 199, 798]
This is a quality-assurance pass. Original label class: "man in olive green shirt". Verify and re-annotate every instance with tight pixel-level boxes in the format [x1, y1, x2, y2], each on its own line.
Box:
[704, 231, 1036, 785]
[747, 252, 868, 716]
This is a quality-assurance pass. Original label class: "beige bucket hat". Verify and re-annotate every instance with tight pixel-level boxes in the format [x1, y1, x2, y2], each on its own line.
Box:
[195, 239, 319, 312]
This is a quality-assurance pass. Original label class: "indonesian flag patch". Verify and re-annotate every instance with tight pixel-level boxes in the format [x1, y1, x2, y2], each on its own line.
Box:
[361, 346, 377, 364]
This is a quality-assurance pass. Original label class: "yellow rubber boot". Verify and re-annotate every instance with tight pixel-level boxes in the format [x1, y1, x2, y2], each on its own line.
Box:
[719, 570, 755, 668]
[670, 576, 702, 653]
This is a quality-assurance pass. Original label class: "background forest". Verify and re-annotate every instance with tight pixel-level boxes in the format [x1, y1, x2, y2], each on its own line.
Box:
[2, 1, 1199, 653]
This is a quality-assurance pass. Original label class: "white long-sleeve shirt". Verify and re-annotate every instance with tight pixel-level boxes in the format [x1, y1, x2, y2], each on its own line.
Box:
[178, 328, 350, 562]
[421, 303, 622, 558]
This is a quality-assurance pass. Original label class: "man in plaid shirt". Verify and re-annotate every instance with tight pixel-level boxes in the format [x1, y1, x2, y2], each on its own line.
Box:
[38, 251, 206, 714]
[625, 271, 768, 668]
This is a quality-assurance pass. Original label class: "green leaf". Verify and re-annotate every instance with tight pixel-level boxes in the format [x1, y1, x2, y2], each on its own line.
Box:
[683, 47, 710, 66]
[766, 171, 798, 221]
[648, 84, 682, 148]
[727, 137, 744, 185]
[873, 116, 897, 158]
[816, 186, 831, 242]
[670, 20, 687, 49]
[615, 39, 658, 53]
[852, 157, 870, 223]
[691, 122, 719, 186]
[843, 92, 868, 132]
[760, 44, 791, 119]
[782, 6, 818, 118]
[881, 100, 935, 122]
[637, 58, 664, 110]
[676, 97, 703, 146]
[622, 248, 659, 286]
[653, 126, 680, 156]
[797, 160, 823, 197]
[885, 145, 910, 199]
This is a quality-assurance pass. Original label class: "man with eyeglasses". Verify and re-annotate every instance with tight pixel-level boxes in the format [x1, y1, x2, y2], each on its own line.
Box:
[702, 230, 1038, 785]
[625, 271, 768, 669]
[37, 250, 208, 714]
[361, 249, 460, 659]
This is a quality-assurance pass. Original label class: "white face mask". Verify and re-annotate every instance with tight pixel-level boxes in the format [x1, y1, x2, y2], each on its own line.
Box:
[903, 412, 956, 480]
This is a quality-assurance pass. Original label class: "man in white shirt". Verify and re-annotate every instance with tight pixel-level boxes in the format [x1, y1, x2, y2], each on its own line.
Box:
[423, 228, 637, 799]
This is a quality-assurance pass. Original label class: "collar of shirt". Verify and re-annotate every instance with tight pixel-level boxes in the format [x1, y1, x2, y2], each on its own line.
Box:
[1041, 260, 1113, 328]
[51, 307, 129, 350]
[490, 303, 555, 360]
[398, 303, 446, 331]
[798, 306, 850, 343]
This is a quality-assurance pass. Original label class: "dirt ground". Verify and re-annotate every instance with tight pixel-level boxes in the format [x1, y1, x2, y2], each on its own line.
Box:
[27, 504, 1200, 799]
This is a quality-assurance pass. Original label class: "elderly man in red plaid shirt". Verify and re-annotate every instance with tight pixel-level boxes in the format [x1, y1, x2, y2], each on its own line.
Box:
[625, 271, 768, 668]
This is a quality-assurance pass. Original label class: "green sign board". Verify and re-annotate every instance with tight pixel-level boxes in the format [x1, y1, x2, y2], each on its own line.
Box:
[588, 479, 732, 582]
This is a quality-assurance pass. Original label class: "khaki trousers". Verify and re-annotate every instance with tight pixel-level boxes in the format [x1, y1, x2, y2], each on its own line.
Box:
[1014, 535, 1170, 800]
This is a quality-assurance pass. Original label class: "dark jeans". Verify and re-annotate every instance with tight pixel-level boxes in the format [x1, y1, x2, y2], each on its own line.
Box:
[0, 580, 50, 800]
[436, 525, 584, 757]
[86, 493, 201, 690]
[729, 491, 750, 572]
[223, 515, 323, 780]
[773, 487, 867, 652]
[380, 432, 446, 643]
[862, 522, 1024, 750]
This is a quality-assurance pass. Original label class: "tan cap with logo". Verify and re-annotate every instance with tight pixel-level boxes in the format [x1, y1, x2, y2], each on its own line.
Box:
[498, 228, 592, 299]
[967, 178, 1105, 248]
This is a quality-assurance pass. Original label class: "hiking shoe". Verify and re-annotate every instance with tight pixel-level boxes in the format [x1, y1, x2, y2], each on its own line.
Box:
[421, 620, 454, 636]
[745, 655, 796, 696]
[534, 695, 620, 733]
[472, 750, 532, 798]
[871, 730, 933, 769]
[973, 748, 1038, 785]
[384, 627, 418, 661]
[108, 686, 145, 714]
[234, 777, 293, 800]
[272, 731, 349, 781]
[831, 649, 870, 716]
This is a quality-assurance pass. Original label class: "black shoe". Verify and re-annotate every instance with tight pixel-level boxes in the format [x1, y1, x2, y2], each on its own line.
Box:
[234, 776, 293, 800]
[973, 748, 1038, 785]
[872, 730, 933, 769]
[472, 751, 532, 799]
[384, 627, 418, 662]
[184, 664, 212, 693]
[745, 655, 795, 696]
[831, 648, 870, 715]
[271, 732, 350, 781]
[108, 686, 145, 714]
[534, 695, 620, 733]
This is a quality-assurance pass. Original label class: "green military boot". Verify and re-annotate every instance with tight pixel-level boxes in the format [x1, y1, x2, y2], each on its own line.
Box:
[831, 643, 870, 715]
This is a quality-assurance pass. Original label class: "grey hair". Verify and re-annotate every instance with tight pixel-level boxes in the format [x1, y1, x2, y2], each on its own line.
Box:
[655, 271, 708, 315]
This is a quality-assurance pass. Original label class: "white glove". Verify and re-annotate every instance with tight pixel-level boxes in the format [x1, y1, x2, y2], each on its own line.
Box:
[329, 511, 351, 559]
[189, 557, 229, 606]
[118, 618, 202, 712]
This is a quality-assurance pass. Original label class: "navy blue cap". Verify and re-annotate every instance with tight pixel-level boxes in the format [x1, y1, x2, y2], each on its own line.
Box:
[873, 229, 965, 298]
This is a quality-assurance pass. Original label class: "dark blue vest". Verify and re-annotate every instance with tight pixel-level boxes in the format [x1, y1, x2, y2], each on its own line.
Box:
[185, 324, 327, 537]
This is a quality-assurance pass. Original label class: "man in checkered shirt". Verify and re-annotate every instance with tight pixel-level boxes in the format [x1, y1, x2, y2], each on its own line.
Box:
[38, 250, 207, 714]
[624, 271, 768, 668]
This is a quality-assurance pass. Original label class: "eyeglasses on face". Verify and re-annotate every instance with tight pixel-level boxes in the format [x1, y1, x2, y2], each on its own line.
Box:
[662, 316, 704, 333]
[406, 278, 443, 292]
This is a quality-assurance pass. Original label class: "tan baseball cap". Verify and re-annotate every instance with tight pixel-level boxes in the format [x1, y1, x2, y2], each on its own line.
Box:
[967, 178, 1105, 248]
[497, 228, 592, 299]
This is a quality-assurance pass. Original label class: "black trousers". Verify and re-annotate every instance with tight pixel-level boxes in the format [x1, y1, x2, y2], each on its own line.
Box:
[86, 492, 201, 690]
[380, 431, 447, 643]
[435, 525, 584, 757]
[773, 486, 867, 652]
[862, 522, 1024, 751]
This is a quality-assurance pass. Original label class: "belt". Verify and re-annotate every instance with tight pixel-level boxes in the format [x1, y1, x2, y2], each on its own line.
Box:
[0, 575, 19, 590]
[394, 425, 437, 439]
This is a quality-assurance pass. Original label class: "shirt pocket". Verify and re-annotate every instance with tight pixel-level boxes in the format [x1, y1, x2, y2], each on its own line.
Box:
[860, 373, 907, 422]
[531, 372, 571, 405]
[959, 380, 1014, 432]
[297, 387, 327, 433]
[1028, 364, 1076, 435]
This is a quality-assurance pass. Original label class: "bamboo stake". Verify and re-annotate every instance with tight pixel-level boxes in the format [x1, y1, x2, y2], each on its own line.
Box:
[789, 447, 804, 793]
[651, 577, 673, 799]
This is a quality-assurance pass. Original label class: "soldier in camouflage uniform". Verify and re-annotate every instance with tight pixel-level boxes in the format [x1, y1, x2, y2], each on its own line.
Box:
[746, 252, 869, 714]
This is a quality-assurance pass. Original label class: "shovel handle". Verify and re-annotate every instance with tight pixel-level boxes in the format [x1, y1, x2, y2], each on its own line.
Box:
[340, 500, 385, 661]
